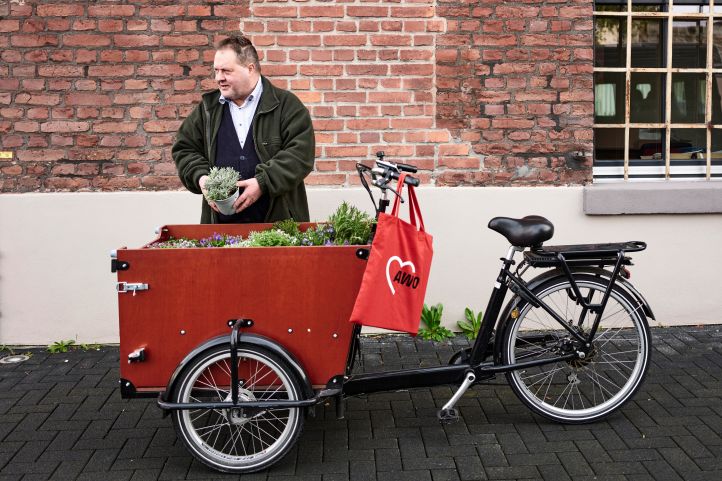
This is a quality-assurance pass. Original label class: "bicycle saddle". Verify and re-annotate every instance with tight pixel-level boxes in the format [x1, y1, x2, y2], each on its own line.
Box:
[488, 215, 554, 247]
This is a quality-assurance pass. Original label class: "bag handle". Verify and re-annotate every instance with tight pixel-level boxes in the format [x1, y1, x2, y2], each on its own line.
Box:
[391, 173, 425, 231]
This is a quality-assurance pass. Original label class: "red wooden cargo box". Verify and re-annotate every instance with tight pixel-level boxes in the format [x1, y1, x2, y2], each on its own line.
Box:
[113, 223, 366, 397]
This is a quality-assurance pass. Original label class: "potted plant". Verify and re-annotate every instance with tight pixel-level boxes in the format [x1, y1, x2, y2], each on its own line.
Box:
[204, 167, 240, 215]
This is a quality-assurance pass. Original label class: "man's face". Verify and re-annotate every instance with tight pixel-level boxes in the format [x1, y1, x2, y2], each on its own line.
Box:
[213, 48, 258, 103]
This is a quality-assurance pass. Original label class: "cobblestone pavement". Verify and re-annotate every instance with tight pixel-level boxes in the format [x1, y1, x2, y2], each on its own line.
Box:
[1, 326, 722, 481]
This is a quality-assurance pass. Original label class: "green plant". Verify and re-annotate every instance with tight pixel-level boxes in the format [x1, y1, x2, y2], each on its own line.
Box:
[328, 202, 374, 245]
[47, 339, 75, 353]
[418, 303, 454, 341]
[246, 229, 298, 247]
[77, 343, 102, 351]
[273, 219, 301, 239]
[457, 307, 483, 340]
[204, 166, 240, 201]
[0, 345, 15, 355]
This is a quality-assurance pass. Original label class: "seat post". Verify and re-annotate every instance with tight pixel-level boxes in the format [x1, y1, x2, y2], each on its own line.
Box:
[504, 246, 523, 263]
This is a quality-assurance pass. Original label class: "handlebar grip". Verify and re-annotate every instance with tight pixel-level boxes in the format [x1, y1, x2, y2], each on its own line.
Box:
[396, 162, 418, 173]
[404, 175, 420, 187]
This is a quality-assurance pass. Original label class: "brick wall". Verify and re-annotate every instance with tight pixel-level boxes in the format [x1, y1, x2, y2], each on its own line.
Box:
[0, 0, 593, 193]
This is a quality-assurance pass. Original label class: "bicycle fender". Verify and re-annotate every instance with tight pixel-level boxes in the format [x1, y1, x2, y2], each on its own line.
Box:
[160, 333, 315, 406]
[492, 267, 655, 363]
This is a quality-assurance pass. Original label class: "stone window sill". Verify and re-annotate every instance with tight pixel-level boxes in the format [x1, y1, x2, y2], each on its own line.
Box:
[583, 181, 722, 214]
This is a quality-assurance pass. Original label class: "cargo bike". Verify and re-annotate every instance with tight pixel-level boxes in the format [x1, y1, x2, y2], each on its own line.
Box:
[112, 155, 654, 473]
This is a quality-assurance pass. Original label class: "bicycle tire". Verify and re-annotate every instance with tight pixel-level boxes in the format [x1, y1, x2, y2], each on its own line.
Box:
[501, 274, 651, 423]
[170, 344, 304, 473]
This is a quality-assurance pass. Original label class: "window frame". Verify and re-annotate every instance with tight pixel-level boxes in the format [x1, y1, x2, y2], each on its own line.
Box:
[593, 0, 722, 182]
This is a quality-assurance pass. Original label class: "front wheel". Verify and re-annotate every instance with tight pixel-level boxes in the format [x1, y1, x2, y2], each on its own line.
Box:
[502, 274, 651, 423]
[170, 344, 304, 473]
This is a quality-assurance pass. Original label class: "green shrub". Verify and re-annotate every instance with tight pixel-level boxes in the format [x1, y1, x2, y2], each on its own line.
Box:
[328, 202, 374, 245]
[418, 303, 454, 341]
[457, 307, 483, 340]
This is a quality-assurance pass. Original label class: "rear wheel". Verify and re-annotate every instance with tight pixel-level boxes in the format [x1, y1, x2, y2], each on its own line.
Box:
[170, 344, 304, 473]
[502, 274, 650, 423]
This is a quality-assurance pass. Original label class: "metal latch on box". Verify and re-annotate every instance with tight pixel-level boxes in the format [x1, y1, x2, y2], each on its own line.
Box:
[116, 282, 149, 296]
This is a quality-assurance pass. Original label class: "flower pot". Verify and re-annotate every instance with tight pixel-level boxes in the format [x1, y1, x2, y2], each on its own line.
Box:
[213, 189, 239, 215]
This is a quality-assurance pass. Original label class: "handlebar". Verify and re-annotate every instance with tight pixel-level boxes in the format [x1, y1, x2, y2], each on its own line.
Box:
[358, 156, 420, 188]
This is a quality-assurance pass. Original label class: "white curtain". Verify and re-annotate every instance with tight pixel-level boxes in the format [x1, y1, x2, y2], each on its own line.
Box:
[595, 83, 616, 117]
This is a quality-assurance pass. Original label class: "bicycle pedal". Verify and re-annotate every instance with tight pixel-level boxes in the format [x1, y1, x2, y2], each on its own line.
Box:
[437, 408, 460, 424]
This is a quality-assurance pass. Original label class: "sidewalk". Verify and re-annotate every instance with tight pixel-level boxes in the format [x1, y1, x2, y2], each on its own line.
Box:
[1, 326, 722, 481]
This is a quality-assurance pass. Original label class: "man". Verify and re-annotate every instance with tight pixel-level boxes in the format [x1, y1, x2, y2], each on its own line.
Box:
[172, 34, 315, 223]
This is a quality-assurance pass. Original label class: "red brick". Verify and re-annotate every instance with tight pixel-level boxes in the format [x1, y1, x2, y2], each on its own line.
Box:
[391, 6, 434, 18]
[560, 6, 592, 18]
[140, 176, 182, 189]
[76, 107, 100, 119]
[125, 50, 150, 62]
[65, 93, 111, 106]
[63, 34, 111, 47]
[73, 19, 97, 31]
[278, 35, 322, 47]
[150, 19, 172, 32]
[163, 35, 209, 47]
[92, 122, 137, 133]
[127, 20, 148, 31]
[0, 20, 19, 32]
[88, 65, 135, 77]
[213, 5, 250, 17]
[88, 5, 135, 16]
[136, 64, 183, 76]
[323, 35, 367, 46]
[177, 49, 199, 62]
[68, 149, 115, 161]
[15, 149, 65, 161]
[300, 65, 343, 76]
[305, 173, 346, 185]
[188, 5, 211, 16]
[15, 93, 61, 106]
[347, 6, 388, 17]
[472, 34, 516, 47]
[114, 34, 160, 47]
[300, 6, 344, 17]
[370, 35, 412, 47]
[40, 121, 90, 133]
[368, 92, 412, 103]
[37, 4, 84, 16]
[27, 108, 49, 120]
[76, 50, 97, 63]
[143, 120, 182, 132]
[253, 6, 297, 17]
[11, 35, 58, 47]
[116, 149, 162, 161]
[140, 5, 185, 17]
[389, 64, 433, 75]
[0, 78, 19, 90]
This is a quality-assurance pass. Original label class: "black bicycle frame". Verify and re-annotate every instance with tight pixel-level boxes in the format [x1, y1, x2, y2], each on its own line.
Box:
[341, 174, 592, 397]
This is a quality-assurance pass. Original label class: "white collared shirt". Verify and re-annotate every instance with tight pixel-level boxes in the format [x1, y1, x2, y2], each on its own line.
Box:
[219, 79, 263, 149]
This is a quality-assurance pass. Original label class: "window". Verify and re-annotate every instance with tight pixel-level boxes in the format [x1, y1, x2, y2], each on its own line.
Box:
[593, 0, 722, 181]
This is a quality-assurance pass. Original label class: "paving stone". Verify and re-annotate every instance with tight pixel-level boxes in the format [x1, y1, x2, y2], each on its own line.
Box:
[1, 328, 722, 480]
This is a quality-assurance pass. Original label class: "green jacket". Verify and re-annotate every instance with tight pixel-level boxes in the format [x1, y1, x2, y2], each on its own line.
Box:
[172, 76, 315, 223]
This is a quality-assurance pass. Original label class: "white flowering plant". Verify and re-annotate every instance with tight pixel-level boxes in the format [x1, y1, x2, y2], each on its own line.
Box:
[204, 167, 240, 202]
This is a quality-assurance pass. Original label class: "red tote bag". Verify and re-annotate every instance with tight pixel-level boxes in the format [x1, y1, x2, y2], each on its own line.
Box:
[349, 174, 433, 334]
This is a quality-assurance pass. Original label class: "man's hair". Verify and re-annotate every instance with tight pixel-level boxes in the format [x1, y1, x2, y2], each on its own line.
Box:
[216, 34, 261, 72]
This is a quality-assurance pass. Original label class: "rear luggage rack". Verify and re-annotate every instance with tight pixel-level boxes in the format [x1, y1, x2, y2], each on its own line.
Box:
[525, 241, 646, 268]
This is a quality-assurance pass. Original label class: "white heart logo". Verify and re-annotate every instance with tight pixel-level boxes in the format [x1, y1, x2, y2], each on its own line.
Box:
[386, 256, 416, 295]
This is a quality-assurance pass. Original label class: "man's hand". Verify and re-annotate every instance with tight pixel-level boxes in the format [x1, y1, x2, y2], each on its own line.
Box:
[199, 175, 220, 213]
[233, 178, 262, 213]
